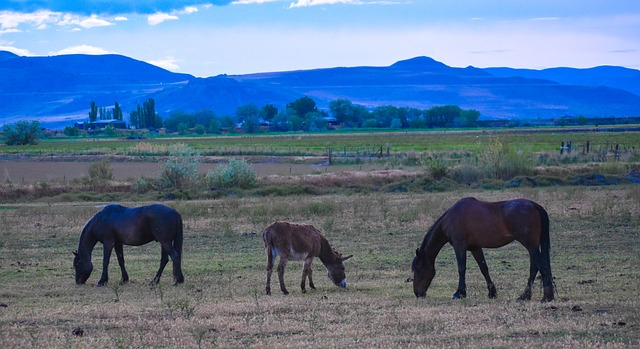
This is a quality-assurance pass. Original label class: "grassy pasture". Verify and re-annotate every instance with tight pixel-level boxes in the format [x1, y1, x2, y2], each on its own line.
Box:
[4, 127, 640, 158]
[0, 187, 639, 348]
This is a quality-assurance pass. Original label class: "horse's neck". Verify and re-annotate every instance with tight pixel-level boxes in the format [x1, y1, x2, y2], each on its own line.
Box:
[78, 227, 99, 259]
[421, 224, 447, 261]
[318, 237, 338, 265]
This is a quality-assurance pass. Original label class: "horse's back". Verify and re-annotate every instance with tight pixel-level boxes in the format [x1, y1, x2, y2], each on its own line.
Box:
[101, 204, 182, 245]
[444, 197, 543, 249]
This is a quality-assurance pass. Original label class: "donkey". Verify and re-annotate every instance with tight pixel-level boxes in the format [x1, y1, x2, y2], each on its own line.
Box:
[262, 221, 353, 295]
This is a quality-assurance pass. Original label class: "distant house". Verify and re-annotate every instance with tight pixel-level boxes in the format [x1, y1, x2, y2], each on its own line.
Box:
[74, 120, 127, 130]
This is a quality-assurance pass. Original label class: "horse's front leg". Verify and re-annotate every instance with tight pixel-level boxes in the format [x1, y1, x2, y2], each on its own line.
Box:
[98, 243, 114, 287]
[471, 249, 496, 299]
[114, 243, 129, 285]
[452, 248, 467, 299]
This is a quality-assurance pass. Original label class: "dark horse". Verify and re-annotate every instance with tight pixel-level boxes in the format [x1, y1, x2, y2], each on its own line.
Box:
[73, 204, 184, 286]
[412, 197, 554, 302]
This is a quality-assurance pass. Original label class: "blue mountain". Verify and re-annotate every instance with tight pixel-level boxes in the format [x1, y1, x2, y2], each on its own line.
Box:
[1, 51, 638, 128]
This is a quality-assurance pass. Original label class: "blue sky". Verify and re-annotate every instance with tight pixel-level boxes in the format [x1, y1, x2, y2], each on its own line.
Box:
[1, 1, 638, 77]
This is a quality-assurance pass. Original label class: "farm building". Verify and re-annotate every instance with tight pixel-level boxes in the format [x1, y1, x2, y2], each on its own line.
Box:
[74, 120, 127, 130]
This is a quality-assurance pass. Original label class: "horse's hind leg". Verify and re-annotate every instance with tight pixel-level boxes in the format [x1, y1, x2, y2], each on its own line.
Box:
[152, 247, 169, 285]
[471, 249, 496, 299]
[114, 243, 129, 284]
[518, 248, 540, 301]
[452, 247, 467, 299]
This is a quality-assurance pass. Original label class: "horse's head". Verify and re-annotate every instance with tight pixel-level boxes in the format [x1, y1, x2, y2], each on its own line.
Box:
[73, 251, 93, 285]
[326, 253, 353, 288]
[412, 248, 435, 298]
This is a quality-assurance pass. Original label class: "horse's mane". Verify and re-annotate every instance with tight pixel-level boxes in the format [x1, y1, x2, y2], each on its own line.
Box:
[418, 207, 450, 255]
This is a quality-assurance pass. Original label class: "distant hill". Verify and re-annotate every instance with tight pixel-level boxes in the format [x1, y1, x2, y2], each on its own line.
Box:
[1, 51, 639, 128]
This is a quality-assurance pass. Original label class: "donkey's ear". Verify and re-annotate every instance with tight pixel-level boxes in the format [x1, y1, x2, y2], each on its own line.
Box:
[72, 251, 78, 257]
[341, 254, 353, 262]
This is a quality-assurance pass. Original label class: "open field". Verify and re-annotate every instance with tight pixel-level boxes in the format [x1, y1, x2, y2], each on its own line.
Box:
[0, 187, 639, 348]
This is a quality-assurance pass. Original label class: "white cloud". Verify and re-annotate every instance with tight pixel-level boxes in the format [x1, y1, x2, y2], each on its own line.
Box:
[0, 10, 113, 32]
[146, 6, 202, 26]
[182, 6, 199, 14]
[288, 0, 398, 7]
[51, 45, 116, 55]
[232, 0, 281, 4]
[114, 16, 128, 21]
[0, 10, 55, 29]
[0, 28, 21, 34]
[147, 12, 179, 26]
[148, 57, 181, 71]
[77, 15, 113, 28]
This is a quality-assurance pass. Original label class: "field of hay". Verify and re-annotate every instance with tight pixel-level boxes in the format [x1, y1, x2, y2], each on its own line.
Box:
[0, 186, 638, 348]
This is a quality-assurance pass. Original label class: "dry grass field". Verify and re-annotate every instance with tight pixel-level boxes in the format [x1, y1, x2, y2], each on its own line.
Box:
[0, 186, 638, 348]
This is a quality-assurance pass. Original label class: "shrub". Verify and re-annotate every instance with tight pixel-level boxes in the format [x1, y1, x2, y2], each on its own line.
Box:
[479, 136, 533, 180]
[157, 144, 201, 190]
[206, 159, 256, 189]
[88, 158, 114, 181]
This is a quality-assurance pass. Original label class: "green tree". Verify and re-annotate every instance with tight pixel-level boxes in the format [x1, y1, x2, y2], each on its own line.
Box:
[329, 99, 369, 127]
[287, 96, 317, 118]
[63, 125, 79, 137]
[461, 109, 480, 127]
[3, 120, 43, 145]
[236, 104, 261, 133]
[260, 104, 278, 122]
[114, 102, 123, 121]
[426, 105, 461, 128]
[89, 101, 98, 122]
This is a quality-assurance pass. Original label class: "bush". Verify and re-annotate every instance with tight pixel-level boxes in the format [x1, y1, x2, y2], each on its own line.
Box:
[157, 144, 201, 189]
[88, 158, 113, 181]
[479, 136, 533, 180]
[206, 158, 256, 189]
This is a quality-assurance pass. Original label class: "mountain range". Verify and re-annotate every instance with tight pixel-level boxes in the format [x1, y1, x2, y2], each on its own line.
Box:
[1, 50, 639, 128]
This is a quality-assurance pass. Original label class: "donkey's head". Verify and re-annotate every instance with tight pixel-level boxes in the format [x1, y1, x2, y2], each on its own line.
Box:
[325, 251, 353, 288]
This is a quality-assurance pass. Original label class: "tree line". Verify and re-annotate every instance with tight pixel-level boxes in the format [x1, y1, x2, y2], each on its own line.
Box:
[73, 96, 480, 135]
[162, 97, 481, 134]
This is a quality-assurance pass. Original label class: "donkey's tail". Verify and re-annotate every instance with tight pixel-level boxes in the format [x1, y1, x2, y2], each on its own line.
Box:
[537, 204, 554, 301]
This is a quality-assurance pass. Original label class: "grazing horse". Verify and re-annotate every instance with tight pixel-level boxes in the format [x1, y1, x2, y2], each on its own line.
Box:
[73, 204, 184, 286]
[262, 221, 353, 295]
[412, 197, 554, 302]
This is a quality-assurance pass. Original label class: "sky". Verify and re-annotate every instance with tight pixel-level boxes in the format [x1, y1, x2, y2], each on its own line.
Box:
[0, 1, 639, 77]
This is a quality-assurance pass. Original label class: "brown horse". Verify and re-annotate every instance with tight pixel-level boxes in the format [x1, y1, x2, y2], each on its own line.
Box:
[262, 221, 352, 295]
[412, 197, 554, 302]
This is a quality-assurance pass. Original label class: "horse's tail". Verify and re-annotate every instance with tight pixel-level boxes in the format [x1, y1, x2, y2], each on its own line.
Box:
[537, 204, 554, 301]
[173, 213, 185, 284]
